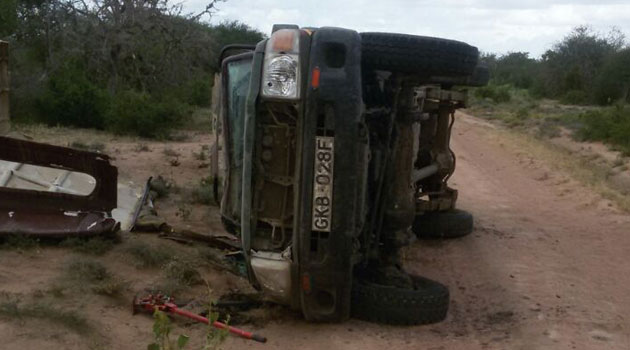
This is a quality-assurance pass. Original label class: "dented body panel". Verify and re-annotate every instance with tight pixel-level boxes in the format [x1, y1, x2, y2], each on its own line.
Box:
[0, 136, 120, 237]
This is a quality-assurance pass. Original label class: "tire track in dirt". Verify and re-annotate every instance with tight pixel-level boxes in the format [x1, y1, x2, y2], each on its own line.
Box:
[422, 112, 630, 349]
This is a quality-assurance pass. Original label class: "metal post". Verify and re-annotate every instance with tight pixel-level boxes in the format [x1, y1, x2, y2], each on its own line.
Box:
[0, 41, 9, 134]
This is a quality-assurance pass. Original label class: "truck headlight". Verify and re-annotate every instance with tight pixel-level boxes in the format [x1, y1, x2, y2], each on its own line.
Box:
[261, 29, 301, 100]
[264, 55, 298, 98]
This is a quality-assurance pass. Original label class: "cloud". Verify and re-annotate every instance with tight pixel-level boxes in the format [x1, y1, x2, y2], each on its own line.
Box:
[187, 0, 630, 57]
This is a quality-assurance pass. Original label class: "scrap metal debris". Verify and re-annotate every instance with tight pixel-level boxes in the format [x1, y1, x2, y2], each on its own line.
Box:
[0, 136, 144, 237]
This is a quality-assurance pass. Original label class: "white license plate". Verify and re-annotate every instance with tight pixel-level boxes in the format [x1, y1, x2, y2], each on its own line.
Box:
[312, 136, 334, 232]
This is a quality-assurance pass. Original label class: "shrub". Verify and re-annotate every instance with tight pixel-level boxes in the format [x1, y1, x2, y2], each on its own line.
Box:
[162, 256, 202, 286]
[0, 299, 91, 334]
[474, 84, 511, 103]
[60, 237, 115, 256]
[105, 90, 190, 138]
[561, 90, 589, 105]
[36, 64, 110, 129]
[593, 48, 630, 105]
[66, 259, 110, 282]
[183, 76, 213, 107]
[577, 104, 630, 155]
[126, 242, 174, 268]
[191, 176, 215, 205]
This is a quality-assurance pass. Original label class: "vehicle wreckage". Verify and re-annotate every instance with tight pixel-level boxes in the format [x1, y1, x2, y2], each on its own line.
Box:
[0, 26, 488, 325]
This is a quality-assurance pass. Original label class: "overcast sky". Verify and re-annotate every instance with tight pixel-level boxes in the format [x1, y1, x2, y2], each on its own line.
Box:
[186, 0, 630, 58]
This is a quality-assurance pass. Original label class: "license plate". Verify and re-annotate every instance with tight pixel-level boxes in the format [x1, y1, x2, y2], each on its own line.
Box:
[312, 136, 334, 232]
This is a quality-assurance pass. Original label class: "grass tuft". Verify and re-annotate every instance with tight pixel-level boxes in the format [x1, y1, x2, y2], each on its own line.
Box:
[0, 294, 91, 334]
[1, 235, 40, 251]
[162, 256, 203, 286]
[126, 241, 174, 268]
[60, 237, 115, 256]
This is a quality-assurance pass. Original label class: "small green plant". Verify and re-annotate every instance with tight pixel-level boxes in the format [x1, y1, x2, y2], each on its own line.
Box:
[191, 176, 216, 205]
[67, 258, 110, 282]
[148, 309, 190, 350]
[162, 256, 202, 286]
[126, 242, 174, 268]
[203, 285, 229, 350]
[150, 176, 175, 199]
[515, 106, 530, 120]
[91, 278, 125, 296]
[0, 294, 91, 334]
[193, 150, 208, 161]
[65, 258, 125, 296]
[1, 235, 40, 251]
[61, 237, 115, 255]
[474, 84, 512, 103]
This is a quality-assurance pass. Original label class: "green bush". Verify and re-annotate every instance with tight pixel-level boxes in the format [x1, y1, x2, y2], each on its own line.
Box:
[105, 90, 190, 138]
[593, 48, 630, 105]
[474, 84, 512, 103]
[183, 76, 213, 107]
[577, 104, 630, 155]
[36, 64, 109, 129]
[561, 90, 589, 105]
[191, 176, 215, 205]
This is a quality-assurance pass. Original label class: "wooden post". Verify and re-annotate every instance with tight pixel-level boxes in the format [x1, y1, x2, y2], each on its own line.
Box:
[0, 41, 9, 134]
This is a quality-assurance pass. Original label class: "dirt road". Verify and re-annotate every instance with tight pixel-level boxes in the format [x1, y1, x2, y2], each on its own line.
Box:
[222, 112, 630, 350]
[1, 112, 629, 349]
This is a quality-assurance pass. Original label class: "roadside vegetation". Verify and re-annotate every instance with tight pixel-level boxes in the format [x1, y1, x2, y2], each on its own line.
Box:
[0, 292, 92, 334]
[0, 0, 264, 138]
[472, 26, 630, 155]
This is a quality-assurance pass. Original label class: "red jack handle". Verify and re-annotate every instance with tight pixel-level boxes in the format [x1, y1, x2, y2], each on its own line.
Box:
[167, 303, 267, 343]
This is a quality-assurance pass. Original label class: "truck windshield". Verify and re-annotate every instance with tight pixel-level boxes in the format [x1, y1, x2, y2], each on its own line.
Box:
[224, 57, 252, 220]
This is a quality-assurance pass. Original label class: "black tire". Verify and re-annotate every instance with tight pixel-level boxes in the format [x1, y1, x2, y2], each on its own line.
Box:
[351, 275, 449, 325]
[412, 209, 473, 239]
[361, 32, 479, 76]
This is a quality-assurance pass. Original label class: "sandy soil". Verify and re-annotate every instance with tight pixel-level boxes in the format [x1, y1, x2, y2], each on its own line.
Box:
[1, 111, 630, 349]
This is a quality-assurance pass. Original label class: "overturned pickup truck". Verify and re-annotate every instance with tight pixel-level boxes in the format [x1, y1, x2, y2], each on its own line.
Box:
[212, 25, 488, 324]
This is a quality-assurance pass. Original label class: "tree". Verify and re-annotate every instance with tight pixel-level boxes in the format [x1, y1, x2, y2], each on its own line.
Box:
[5, 0, 265, 134]
[594, 48, 630, 105]
[539, 26, 624, 101]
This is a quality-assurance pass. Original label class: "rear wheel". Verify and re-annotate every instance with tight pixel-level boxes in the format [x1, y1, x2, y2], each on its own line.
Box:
[412, 209, 473, 239]
[360, 32, 479, 77]
[351, 274, 449, 325]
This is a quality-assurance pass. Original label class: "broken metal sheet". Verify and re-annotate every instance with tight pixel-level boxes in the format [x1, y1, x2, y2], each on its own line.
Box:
[2, 211, 118, 237]
[0, 136, 121, 237]
[114, 180, 146, 231]
[0, 136, 117, 212]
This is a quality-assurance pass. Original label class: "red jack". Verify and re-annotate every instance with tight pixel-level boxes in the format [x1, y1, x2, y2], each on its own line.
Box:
[133, 294, 267, 343]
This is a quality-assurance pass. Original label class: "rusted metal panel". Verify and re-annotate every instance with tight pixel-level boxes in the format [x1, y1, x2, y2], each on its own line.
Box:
[0, 41, 9, 134]
[0, 136, 119, 237]
[0, 136, 117, 212]
[2, 211, 118, 238]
